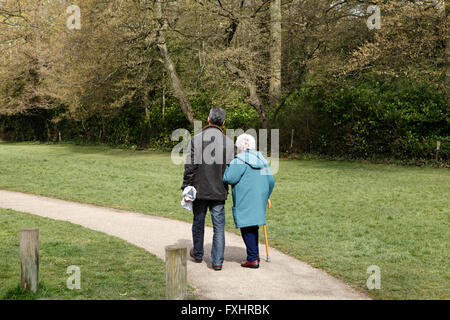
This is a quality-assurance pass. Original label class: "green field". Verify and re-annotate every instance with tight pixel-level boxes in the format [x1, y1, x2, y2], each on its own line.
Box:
[0, 208, 189, 300]
[0, 142, 449, 299]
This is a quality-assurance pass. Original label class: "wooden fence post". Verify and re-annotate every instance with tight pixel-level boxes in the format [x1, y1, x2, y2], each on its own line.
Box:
[165, 245, 187, 300]
[290, 129, 294, 150]
[20, 228, 39, 293]
[436, 140, 441, 161]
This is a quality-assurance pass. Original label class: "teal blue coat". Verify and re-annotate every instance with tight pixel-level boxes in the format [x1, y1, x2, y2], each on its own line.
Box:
[223, 149, 275, 228]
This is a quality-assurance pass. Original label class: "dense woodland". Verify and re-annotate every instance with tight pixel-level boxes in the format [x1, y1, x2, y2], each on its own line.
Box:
[0, 0, 448, 161]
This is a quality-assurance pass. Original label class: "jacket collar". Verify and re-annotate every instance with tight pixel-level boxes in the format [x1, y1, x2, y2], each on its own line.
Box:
[202, 124, 224, 133]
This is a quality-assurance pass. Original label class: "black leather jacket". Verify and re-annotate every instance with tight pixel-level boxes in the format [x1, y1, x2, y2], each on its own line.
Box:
[181, 125, 235, 201]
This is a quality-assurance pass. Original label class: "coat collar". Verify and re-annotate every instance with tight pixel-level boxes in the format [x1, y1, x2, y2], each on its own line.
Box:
[202, 124, 224, 133]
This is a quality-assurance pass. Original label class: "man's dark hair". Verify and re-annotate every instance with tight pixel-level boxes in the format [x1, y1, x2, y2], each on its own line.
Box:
[208, 107, 226, 126]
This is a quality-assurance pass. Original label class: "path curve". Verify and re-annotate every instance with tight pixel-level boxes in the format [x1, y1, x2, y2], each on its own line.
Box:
[0, 190, 368, 300]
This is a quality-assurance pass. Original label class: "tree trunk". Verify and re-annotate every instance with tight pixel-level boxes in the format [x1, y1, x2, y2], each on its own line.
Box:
[101, 114, 106, 142]
[81, 118, 87, 141]
[162, 85, 166, 118]
[154, 0, 196, 125]
[225, 62, 269, 128]
[45, 120, 51, 141]
[141, 91, 151, 148]
[269, 0, 282, 108]
[446, 35, 449, 101]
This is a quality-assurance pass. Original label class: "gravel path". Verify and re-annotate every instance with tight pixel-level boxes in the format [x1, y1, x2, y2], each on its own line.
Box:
[0, 190, 368, 300]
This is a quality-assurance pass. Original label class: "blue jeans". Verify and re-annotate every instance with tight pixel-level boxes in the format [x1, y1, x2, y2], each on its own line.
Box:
[240, 226, 260, 262]
[192, 199, 225, 266]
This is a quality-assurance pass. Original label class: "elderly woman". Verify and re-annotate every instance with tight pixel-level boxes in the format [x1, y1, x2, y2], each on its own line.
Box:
[223, 134, 275, 268]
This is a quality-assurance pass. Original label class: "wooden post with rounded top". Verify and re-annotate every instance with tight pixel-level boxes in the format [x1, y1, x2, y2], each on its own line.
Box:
[165, 245, 187, 300]
[20, 228, 39, 293]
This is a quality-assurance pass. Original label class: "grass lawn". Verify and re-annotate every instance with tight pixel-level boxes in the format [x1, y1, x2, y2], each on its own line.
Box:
[0, 142, 449, 299]
[0, 208, 195, 300]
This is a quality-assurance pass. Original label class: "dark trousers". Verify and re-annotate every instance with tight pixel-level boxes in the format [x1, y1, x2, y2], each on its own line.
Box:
[240, 226, 259, 262]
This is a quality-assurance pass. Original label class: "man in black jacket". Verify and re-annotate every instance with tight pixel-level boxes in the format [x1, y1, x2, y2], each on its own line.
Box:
[181, 107, 235, 270]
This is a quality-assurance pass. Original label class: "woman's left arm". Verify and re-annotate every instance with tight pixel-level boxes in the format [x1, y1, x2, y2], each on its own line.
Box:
[268, 173, 275, 196]
[223, 159, 246, 185]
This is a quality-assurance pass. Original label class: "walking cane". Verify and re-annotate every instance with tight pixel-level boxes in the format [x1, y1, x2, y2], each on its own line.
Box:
[264, 199, 271, 262]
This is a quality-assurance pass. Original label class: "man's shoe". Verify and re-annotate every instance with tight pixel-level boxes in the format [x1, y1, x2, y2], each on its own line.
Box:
[212, 265, 222, 271]
[190, 248, 202, 263]
[241, 260, 260, 268]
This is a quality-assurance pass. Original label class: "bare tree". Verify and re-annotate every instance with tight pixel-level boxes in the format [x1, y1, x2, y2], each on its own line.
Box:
[153, 0, 196, 125]
[269, 0, 281, 107]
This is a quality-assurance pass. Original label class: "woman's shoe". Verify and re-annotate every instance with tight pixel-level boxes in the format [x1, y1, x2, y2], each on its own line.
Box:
[241, 260, 260, 268]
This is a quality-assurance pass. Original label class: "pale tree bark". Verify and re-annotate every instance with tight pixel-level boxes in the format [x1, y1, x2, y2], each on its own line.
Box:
[222, 4, 269, 129]
[446, 34, 449, 101]
[226, 62, 269, 128]
[269, 0, 282, 107]
[33, 0, 41, 96]
[222, 0, 280, 127]
[153, 0, 196, 125]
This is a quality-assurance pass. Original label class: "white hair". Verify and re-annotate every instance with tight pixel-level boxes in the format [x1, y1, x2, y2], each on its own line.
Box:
[236, 133, 256, 154]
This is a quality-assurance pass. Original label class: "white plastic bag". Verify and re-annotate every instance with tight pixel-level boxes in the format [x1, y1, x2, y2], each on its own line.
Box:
[181, 186, 197, 211]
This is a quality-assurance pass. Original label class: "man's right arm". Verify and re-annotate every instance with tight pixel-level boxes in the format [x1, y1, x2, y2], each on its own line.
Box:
[181, 139, 198, 190]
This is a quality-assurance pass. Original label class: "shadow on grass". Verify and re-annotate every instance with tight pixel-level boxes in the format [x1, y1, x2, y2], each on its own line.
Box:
[174, 238, 248, 268]
[62, 143, 168, 157]
[0, 141, 166, 157]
